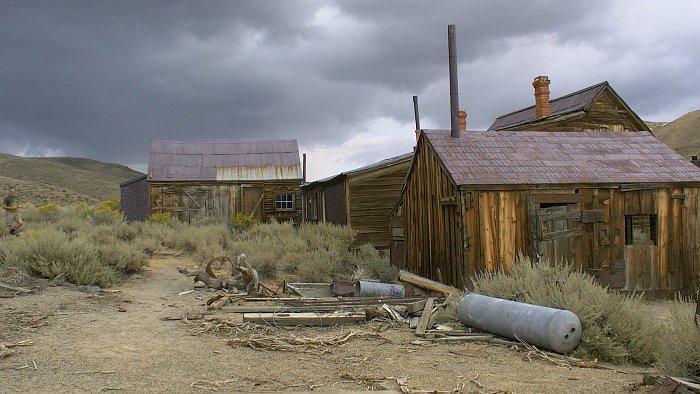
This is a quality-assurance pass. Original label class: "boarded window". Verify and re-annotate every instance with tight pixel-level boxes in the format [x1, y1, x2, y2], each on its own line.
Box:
[275, 193, 294, 211]
[625, 215, 657, 245]
[306, 193, 318, 220]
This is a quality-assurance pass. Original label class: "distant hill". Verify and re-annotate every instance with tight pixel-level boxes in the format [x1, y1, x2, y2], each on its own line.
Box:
[0, 153, 143, 205]
[654, 110, 700, 159]
[645, 121, 668, 132]
[33, 157, 141, 181]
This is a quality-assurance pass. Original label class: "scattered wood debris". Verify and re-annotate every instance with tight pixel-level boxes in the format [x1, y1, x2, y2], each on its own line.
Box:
[226, 329, 383, 354]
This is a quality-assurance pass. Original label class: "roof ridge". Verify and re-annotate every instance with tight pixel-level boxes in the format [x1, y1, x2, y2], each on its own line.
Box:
[493, 81, 609, 120]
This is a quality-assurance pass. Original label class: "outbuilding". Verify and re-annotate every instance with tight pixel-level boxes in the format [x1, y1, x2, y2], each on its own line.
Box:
[393, 129, 700, 292]
[121, 139, 302, 223]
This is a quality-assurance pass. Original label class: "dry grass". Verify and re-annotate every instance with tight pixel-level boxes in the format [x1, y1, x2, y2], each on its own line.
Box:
[473, 254, 658, 364]
[655, 299, 700, 378]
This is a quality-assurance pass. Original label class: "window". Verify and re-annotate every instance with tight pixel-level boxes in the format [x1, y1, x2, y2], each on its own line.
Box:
[625, 215, 657, 245]
[275, 193, 294, 211]
[306, 193, 318, 220]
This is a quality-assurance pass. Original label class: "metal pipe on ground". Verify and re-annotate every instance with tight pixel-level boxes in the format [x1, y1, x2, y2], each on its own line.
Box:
[354, 281, 405, 298]
[457, 293, 582, 353]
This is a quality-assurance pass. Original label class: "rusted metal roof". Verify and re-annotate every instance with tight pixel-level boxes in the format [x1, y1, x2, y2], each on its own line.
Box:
[488, 82, 609, 130]
[424, 130, 700, 186]
[148, 139, 302, 181]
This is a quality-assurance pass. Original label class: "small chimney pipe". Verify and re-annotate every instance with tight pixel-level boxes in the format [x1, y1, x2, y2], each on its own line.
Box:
[302, 153, 307, 183]
[413, 95, 421, 131]
[448, 24, 460, 138]
[413, 95, 421, 141]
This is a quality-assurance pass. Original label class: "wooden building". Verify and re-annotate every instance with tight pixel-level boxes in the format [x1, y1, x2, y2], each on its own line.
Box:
[302, 153, 412, 250]
[488, 76, 650, 132]
[393, 129, 700, 292]
[121, 139, 303, 223]
[120, 174, 149, 221]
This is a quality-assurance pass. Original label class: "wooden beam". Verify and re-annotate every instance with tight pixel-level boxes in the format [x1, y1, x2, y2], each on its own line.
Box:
[399, 270, 458, 295]
[242, 311, 366, 326]
[533, 194, 585, 204]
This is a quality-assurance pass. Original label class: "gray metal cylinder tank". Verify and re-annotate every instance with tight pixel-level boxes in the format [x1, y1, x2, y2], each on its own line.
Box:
[354, 281, 405, 298]
[457, 293, 582, 353]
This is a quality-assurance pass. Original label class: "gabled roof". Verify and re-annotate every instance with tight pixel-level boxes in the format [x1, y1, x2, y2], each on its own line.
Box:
[488, 81, 649, 131]
[422, 130, 700, 186]
[303, 153, 413, 189]
[148, 139, 302, 182]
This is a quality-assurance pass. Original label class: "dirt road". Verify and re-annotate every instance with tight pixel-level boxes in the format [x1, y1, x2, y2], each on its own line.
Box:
[1, 257, 649, 393]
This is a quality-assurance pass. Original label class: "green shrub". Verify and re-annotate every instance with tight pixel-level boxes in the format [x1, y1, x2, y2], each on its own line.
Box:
[351, 244, 398, 283]
[655, 299, 700, 377]
[0, 229, 118, 287]
[473, 254, 658, 364]
[97, 242, 146, 273]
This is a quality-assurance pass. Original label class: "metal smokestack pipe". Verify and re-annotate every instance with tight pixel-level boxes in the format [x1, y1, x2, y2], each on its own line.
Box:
[448, 24, 460, 138]
[302, 153, 307, 183]
[413, 95, 421, 131]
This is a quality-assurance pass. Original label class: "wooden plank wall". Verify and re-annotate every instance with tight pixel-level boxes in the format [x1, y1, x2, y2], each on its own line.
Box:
[455, 187, 700, 291]
[149, 181, 301, 223]
[347, 161, 410, 250]
[404, 138, 463, 287]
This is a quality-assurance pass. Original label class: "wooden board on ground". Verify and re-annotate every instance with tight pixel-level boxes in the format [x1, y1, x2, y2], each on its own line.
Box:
[415, 297, 435, 336]
[243, 311, 366, 326]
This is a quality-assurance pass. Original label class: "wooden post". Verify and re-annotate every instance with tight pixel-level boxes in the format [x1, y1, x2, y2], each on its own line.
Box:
[527, 196, 540, 263]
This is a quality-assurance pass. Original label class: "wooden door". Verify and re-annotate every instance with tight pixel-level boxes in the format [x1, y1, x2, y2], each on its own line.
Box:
[241, 186, 264, 221]
[529, 200, 584, 267]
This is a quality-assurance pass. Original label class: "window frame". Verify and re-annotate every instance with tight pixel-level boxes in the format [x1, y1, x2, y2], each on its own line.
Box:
[624, 214, 657, 246]
[275, 193, 295, 211]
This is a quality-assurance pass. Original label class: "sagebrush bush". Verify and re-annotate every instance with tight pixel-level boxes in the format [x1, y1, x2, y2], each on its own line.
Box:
[97, 242, 145, 273]
[473, 255, 658, 364]
[655, 300, 700, 377]
[0, 229, 118, 287]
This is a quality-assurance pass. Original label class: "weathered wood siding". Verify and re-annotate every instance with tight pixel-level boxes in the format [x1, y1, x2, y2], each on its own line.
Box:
[403, 137, 463, 286]
[458, 187, 700, 291]
[347, 161, 409, 250]
[149, 181, 301, 223]
[507, 92, 644, 132]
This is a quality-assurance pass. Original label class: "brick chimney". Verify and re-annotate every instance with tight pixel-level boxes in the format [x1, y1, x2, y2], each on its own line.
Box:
[458, 110, 467, 132]
[533, 76, 551, 118]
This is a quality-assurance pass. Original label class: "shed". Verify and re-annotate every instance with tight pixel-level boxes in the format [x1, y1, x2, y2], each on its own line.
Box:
[393, 129, 700, 292]
[302, 153, 412, 250]
[120, 174, 149, 221]
[142, 139, 302, 223]
[488, 77, 650, 132]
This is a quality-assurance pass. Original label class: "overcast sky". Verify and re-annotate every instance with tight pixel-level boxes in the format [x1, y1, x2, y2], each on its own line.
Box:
[1, 1, 699, 181]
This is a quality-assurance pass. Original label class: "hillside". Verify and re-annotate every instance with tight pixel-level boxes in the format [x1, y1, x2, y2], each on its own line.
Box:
[0, 153, 143, 204]
[654, 110, 700, 159]
[33, 157, 142, 180]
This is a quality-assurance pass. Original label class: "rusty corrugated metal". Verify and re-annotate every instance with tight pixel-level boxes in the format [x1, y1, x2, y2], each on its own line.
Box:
[148, 139, 302, 182]
[216, 165, 302, 181]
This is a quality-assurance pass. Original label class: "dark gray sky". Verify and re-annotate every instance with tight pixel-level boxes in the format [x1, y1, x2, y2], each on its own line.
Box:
[1, 1, 699, 180]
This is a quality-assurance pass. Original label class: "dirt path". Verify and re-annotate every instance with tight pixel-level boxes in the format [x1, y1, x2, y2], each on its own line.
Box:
[1, 257, 650, 393]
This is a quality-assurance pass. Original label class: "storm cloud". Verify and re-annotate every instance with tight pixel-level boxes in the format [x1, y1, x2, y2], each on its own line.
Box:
[1, 1, 699, 180]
